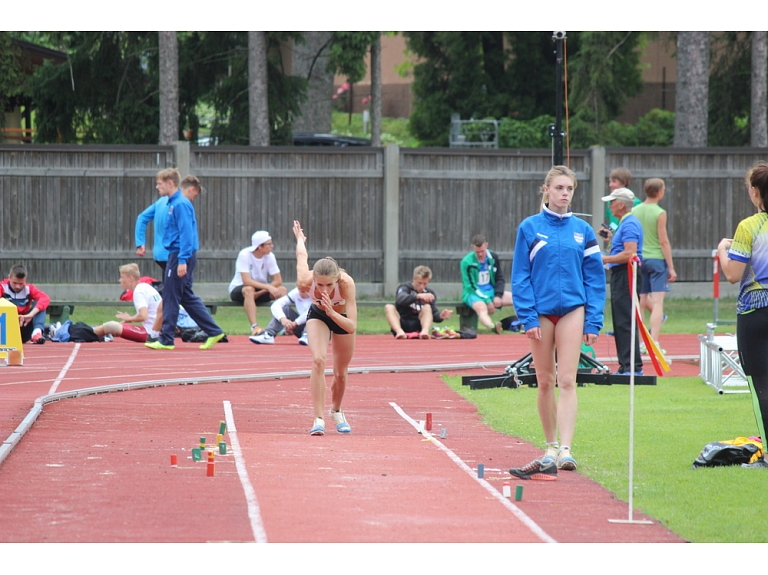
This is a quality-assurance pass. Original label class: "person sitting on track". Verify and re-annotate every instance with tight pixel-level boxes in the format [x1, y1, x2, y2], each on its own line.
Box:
[459, 234, 510, 334]
[228, 230, 288, 337]
[1, 264, 50, 344]
[249, 286, 313, 345]
[385, 265, 453, 339]
[292, 220, 357, 436]
[92, 263, 162, 343]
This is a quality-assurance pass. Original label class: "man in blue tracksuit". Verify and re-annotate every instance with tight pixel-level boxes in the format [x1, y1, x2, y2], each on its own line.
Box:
[135, 191, 170, 275]
[145, 169, 225, 351]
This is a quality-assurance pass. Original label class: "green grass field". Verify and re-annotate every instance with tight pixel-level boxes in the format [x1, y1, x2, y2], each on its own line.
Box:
[60, 297, 761, 542]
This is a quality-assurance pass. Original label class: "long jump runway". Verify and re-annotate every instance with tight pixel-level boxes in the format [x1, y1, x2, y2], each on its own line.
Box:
[0, 334, 697, 543]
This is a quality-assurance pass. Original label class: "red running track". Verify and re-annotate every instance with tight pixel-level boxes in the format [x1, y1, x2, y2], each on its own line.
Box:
[0, 333, 699, 543]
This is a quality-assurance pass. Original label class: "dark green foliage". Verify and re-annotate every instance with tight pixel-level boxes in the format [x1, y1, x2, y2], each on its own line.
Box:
[497, 109, 674, 149]
[568, 32, 644, 133]
[405, 32, 521, 147]
[327, 32, 379, 83]
[504, 32, 562, 120]
[23, 32, 306, 145]
[708, 32, 752, 147]
[497, 115, 555, 148]
[30, 32, 159, 144]
[406, 32, 644, 148]
[0, 33, 25, 100]
[632, 109, 676, 146]
[179, 32, 306, 146]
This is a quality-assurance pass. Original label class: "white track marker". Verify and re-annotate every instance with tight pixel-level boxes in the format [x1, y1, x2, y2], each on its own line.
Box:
[389, 402, 556, 543]
[223, 400, 268, 543]
[47, 343, 81, 395]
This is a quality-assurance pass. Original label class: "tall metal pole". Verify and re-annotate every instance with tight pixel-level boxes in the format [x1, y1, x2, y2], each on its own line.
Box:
[550, 31, 566, 166]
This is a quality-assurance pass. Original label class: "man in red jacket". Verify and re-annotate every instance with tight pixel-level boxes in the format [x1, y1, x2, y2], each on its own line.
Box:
[1, 264, 50, 344]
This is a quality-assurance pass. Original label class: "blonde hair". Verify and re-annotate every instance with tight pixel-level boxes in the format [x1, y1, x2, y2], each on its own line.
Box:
[119, 263, 141, 280]
[313, 257, 343, 279]
[540, 165, 577, 209]
[413, 265, 432, 280]
[156, 168, 180, 186]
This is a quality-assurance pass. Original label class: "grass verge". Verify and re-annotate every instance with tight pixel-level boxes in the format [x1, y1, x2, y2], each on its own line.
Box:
[443, 374, 764, 542]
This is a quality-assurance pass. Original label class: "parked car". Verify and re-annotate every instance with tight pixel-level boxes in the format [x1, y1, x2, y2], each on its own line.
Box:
[291, 133, 371, 147]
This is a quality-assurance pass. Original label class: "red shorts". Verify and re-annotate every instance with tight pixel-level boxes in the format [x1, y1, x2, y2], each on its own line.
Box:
[120, 324, 149, 343]
[543, 315, 562, 325]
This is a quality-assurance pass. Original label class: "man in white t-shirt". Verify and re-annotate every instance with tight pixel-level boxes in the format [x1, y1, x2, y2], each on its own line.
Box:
[249, 287, 313, 345]
[93, 263, 162, 343]
[228, 230, 288, 335]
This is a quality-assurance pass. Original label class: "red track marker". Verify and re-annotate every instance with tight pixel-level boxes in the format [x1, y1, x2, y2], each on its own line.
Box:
[170, 454, 178, 467]
[206, 462, 215, 477]
[425, 413, 432, 431]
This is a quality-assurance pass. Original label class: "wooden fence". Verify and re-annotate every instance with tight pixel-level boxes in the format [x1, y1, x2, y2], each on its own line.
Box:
[0, 142, 765, 295]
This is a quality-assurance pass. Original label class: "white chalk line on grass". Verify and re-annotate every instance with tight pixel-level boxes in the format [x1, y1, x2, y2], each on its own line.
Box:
[47, 343, 81, 395]
[223, 400, 268, 543]
[389, 401, 557, 544]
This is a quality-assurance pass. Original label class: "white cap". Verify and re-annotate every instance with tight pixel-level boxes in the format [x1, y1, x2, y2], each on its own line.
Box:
[251, 230, 271, 247]
[601, 187, 635, 203]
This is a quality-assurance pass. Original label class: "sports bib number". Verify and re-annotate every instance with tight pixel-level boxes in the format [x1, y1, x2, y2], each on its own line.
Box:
[478, 270, 490, 285]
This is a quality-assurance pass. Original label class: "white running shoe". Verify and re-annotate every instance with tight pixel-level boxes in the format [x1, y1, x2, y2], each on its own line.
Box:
[298, 332, 308, 346]
[310, 417, 325, 436]
[330, 409, 351, 433]
[249, 333, 275, 345]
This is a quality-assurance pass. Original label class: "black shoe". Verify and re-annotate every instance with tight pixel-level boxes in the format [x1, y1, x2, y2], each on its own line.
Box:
[509, 458, 557, 481]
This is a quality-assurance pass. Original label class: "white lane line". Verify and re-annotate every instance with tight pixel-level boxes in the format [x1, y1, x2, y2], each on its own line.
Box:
[389, 402, 557, 544]
[47, 344, 81, 395]
[223, 400, 268, 543]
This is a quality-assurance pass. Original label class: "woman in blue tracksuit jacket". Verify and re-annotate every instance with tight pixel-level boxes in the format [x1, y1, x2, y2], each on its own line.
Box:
[508, 166, 606, 481]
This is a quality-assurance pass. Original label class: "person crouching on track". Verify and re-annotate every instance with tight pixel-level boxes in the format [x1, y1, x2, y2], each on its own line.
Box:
[292, 220, 357, 436]
[508, 165, 605, 480]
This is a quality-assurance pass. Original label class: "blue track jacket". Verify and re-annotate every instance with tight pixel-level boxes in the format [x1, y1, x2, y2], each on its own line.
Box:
[512, 206, 606, 335]
[163, 190, 199, 264]
[135, 196, 170, 263]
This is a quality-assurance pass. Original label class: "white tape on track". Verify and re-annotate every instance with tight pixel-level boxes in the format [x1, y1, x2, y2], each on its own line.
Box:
[389, 401, 557, 544]
[223, 400, 268, 543]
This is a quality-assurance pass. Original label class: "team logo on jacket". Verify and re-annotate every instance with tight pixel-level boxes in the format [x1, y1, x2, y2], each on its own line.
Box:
[573, 232, 584, 244]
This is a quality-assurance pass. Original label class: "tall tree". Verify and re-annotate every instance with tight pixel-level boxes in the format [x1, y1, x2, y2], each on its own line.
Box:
[370, 36, 382, 146]
[708, 32, 751, 146]
[325, 31, 380, 136]
[158, 31, 179, 145]
[29, 32, 159, 144]
[675, 31, 710, 147]
[292, 32, 334, 133]
[751, 31, 767, 147]
[248, 31, 269, 146]
[568, 32, 643, 136]
[405, 32, 512, 146]
[177, 32, 305, 146]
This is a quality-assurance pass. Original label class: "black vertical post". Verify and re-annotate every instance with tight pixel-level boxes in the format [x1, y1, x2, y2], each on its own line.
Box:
[550, 31, 566, 166]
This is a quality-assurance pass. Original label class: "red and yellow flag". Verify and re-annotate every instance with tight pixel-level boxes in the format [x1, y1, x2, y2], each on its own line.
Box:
[628, 257, 670, 376]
